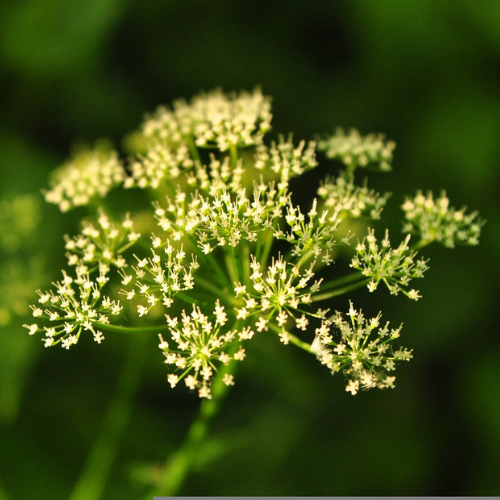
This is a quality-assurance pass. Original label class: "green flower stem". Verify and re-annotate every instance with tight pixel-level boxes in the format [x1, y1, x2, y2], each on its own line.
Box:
[288, 333, 314, 353]
[115, 239, 139, 256]
[231, 245, 242, 282]
[195, 276, 241, 307]
[410, 238, 433, 252]
[94, 322, 169, 334]
[229, 143, 239, 170]
[186, 233, 233, 289]
[145, 349, 237, 498]
[69, 334, 147, 500]
[240, 241, 251, 288]
[319, 271, 365, 292]
[224, 250, 239, 284]
[258, 228, 274, 268]
[296, 249, 315, 269]
[176, 291, 203, 305]
[268, 322, 313, 353]
[186, 135, 201, 163]
[311, 278, 370, 302]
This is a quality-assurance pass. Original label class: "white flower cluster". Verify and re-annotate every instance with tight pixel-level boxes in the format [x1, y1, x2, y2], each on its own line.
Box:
[318, 128, 395, 172]
[185, 154, 245, 196]
[121, 242, 199, 316]
[350, 229, 429, 300]
[279, 199, 349, 263]
[24, 263, 122, 349]
[153, 184, 288, 254]
[401, 190, 484, 248]
[31, 88, 484, 399]
[317, 173, 391, 219]
[124, 142, 195, 189]
[254, 136, 318, 184]
[312, 301, 412, 395]
[64, 210, 140, 268]
[158, 302, 250, 398]
[191, 191, 263, 251]
[234, 255, 325, 344]
[142, 88, 272, 152]
[44, 147, 125, 212]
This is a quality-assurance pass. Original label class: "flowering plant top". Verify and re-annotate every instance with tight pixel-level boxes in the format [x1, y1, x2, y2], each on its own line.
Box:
[26, 88, 483, 399]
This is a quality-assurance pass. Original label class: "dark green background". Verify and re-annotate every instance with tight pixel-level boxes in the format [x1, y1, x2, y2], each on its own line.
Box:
[1, 0, 499, 497]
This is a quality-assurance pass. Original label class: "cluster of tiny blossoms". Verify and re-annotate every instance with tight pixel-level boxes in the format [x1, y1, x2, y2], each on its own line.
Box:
[44, 147, 125, 212]
[152, 182, 289, 255]
[350, 229, 428, 300]
[401, 190, 483, 248]
[234, 255, 326, 344]
[278, 199, 349, 263]
[121, 242, 199, 317]
[158, 302, 250, 398]
[64, 210, 140, 268]
[254, 136, 318, 184]
[317, 173, 391, 219]
[312, 301, 412, 395]
[142, 88, 272, 151]
[317, 128, 396, 173]
[124, 142, 194, 189]
[29, 88, 483, 399]
[24, 263, 122, 348]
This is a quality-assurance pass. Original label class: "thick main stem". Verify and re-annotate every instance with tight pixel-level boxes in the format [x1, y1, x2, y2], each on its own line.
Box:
[144, 362, 234, 498]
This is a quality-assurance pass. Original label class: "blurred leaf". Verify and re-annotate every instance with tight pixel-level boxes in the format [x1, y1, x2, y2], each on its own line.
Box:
[0, 131, 55, 194]
[1, 0, 129, 78]
[459, 351, 500, 494]
[410, 80, 500, 194]
[0, 479, 11, 500]
[458, 0, 500, 48]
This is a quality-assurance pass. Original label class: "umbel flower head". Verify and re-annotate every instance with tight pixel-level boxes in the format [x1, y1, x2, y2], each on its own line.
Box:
[312, 301, 412, 395]
[124, 88, 272, 190]
[64, 210, 141, 268]
[317, 172, 391, 220]
[350, 228, 429, 300]
[143, 88, 272, 151]
[24, 263, 122, 349]
[44, 143, 125, 212]
[158, 301, 251, 399]
[402, 190, 484, 247]
[317, 128, 396, 173]
[29, 87, 483, 399]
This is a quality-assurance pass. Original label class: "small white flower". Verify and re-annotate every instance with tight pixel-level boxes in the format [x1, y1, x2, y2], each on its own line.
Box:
[24, 324, 38, 335]
[255, 316, 268, 332]
[93, 331, 104, 344]
[168, 374, 179, 388]
[185, 375, 197, 390]
[346, 379, 359, 395]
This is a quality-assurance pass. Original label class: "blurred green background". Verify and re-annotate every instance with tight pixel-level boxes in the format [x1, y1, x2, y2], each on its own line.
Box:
[1, 0, 500, 497]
